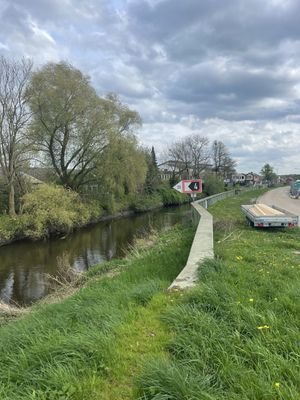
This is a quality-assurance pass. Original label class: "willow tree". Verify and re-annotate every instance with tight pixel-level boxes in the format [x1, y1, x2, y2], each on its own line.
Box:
[27, 62, 110, 190]
[0, 56, 33, 216]
[96, 133, 147, 199]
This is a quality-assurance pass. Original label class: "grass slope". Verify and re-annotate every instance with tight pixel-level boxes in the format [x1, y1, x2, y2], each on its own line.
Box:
[137, 189, 300, 400]
[0, 226, 194, 400]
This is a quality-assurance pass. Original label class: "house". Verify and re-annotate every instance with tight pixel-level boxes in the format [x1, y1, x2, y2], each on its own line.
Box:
[232, 173, 246, 184]
[245, 172, 261, 185]
[158, 160, 213, 181]
[232, 172, 261, 185]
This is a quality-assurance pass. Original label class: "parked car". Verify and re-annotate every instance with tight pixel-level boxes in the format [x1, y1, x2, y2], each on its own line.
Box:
[290, 180, 300, 198]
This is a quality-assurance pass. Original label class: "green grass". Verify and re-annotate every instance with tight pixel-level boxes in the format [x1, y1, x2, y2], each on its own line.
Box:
[2, 188, 299, 399]
[0, 225, 194, 400]
[137, 189, 300, 399]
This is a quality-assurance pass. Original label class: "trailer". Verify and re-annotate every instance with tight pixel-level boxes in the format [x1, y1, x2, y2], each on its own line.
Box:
[241, 203, 298, 228]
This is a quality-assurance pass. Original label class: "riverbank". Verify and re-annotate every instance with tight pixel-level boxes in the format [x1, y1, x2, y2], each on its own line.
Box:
[0, 225, 195, 399]
[0, 185, 190, 247]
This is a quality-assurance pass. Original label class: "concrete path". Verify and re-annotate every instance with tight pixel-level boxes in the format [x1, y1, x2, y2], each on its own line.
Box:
[258, 186, 300, 225]
[168, 202, 214, 290]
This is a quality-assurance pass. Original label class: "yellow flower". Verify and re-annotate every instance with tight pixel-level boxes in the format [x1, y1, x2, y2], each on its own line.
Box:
[236, 256, 243, 261]
[249, 298, 254, 302]
[257, 325, 270, 330]
[274, 382, 281, 388]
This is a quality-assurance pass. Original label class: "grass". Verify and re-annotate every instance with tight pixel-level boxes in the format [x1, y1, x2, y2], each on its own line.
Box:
[2, 188, 299, 399]
[137, 189, 300, 399]
[0, 225, 194, 400]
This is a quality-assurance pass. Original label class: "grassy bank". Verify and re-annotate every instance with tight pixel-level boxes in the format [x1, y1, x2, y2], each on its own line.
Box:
[0, 225, 194, 399]
[137, 189, 300, 399]
[3, 189, 298, 399]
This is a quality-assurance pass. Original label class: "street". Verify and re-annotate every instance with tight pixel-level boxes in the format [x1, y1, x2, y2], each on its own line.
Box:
[258, 186, 300, 224]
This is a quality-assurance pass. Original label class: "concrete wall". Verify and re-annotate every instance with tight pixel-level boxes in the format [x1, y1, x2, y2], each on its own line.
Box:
[168, 189, 243, 290]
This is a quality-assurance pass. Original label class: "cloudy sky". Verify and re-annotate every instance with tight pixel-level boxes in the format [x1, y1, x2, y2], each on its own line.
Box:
[1, 0, 300, 174]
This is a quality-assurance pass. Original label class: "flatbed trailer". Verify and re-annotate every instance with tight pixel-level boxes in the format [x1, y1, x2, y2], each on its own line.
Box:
[241, 203, 298, 228]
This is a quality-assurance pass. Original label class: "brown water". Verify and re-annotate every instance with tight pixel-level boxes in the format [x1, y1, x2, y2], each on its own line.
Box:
[0, 205, 191, 305]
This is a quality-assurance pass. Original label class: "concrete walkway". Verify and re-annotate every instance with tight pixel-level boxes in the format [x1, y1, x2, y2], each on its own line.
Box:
[168, 202, 214, 290]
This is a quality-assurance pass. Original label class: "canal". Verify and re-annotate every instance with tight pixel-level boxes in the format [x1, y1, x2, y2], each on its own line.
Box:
[0, 204, 191, 305]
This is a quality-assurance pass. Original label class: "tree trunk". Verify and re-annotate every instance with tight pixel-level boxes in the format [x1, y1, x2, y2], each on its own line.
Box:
[8, 181, 16, 217]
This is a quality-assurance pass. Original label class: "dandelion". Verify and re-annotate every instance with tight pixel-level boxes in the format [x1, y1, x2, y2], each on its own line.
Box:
[249, 298, 254, 302]
[257, 325, 270, 330]
[274, 382, 281, 389]
[236, 256, 243, 261]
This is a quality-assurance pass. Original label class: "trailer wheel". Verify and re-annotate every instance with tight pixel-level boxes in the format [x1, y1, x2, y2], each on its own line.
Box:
[246, 217, 254, 227]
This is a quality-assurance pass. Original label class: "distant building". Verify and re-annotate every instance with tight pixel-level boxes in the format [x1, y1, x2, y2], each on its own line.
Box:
[232, 172, 261, 185]
[158, 160, 213, 181]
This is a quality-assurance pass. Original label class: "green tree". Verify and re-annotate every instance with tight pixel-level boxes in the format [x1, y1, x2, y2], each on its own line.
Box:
[95, 133, 147, 202]
[144, 146, 159, 194]
[0, 56, 33, 215]
[203, 174, 224, 196]
[28, 62, 110, 190]
[260, 163, 277, 184]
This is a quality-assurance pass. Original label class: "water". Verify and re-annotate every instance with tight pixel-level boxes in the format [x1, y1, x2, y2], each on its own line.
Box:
[0, 204, 191, 305]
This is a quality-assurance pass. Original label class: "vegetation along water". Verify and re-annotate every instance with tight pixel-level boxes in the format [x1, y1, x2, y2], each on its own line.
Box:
[0, 188, 299, 399]
[0, 203, 191, 305]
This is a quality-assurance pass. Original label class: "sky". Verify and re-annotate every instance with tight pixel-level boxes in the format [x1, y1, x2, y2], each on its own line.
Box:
[1, 0, 300, 174]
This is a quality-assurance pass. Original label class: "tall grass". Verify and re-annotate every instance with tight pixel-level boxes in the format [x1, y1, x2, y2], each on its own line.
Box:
[137, 189, 300, 399]
[0, 226, 194, 399]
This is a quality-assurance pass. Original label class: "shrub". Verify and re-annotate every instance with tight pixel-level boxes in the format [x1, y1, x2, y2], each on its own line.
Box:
[130, 193, 163, 212]
[21, 184, 92, 239]
[203, 175, 224, 196]
[157, 186, 190, 206]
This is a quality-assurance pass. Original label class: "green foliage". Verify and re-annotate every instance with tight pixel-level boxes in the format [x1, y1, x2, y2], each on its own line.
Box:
[157, 186, 190, 206]
[95, 133, 147, 201]
[144, 146, 160, 194]
[0, 215, 27, 241]
[130, 193, 163, 212]
[203, 174, 224, 195]
[28, 63, 142, 191]
[20, 184, 102, 239]
[261, 163, 277, 183]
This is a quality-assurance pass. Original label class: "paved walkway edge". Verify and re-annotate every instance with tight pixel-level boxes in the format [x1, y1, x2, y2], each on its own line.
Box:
[168, 202, 214, 290]
[168, 188, 253, 290]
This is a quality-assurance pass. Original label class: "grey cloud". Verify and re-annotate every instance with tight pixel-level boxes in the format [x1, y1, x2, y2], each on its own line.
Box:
[1, 0, 300, 172]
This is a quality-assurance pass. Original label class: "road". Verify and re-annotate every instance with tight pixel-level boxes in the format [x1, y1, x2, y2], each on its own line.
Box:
[258, 186, 300, 223]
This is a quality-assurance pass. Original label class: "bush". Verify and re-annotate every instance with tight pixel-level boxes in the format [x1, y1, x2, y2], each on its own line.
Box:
[130, 193, 163, 212]
[203, 175, 224, 196]
[20, 184, 99, 239]
[157, 186, 190, 206]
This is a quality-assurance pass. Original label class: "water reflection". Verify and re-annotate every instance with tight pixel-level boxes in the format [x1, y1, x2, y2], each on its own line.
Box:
[0, 205, 191, 305]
